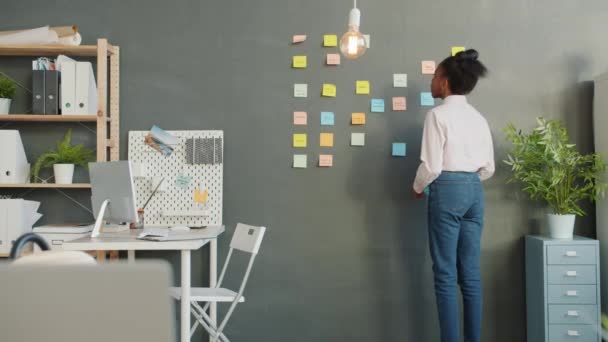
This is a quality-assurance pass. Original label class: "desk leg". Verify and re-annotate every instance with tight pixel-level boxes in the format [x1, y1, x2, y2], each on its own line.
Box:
[127, 250, 135, 263]
[96, 251, 106, 262]
[209, 239, 217, 342]
[181, 250, 191, 342]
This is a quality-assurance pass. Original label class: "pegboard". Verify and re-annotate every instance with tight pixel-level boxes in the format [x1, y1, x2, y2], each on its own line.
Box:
[128, 130, 223, 227]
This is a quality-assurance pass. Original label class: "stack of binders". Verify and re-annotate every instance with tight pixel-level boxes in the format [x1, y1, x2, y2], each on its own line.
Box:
[32, 55, 98, 115]
[32, 58, 59, 114]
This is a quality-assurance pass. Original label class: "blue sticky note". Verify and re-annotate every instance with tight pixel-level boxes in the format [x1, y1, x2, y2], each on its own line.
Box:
[392, 142, 407, 157]
[420, 92, 435, 106]
[321, 111, 335, 126]
[371, 98, 385, 112]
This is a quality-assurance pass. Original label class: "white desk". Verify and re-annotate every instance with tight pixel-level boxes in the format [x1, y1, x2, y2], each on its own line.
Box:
[63, 226, 225, 342]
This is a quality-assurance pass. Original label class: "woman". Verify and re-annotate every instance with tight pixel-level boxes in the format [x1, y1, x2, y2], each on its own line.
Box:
[412, 49, 494, 342]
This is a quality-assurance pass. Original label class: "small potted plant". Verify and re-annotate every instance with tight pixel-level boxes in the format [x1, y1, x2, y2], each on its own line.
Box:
[31, 129, 95, 184]
[504, 117, 607, 239]
[0, 74, 16, 114]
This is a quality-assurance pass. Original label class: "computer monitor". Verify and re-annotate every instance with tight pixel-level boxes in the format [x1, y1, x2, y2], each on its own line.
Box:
[89, 161, 138, 237]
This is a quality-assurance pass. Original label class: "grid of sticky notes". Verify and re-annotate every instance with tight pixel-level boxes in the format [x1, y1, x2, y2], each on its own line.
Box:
[291, 35, 464, 166]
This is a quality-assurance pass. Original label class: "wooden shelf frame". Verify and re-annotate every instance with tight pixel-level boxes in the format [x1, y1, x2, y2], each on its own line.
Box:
[0, 183, 91, 188]
[0, 44, 116, 57]
[0, 38, 119, 188]
[0, 114, 102, 122]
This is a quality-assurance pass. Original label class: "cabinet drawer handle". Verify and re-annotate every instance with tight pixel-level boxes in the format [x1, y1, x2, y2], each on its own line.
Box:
[567, 330, 580, 336]
[566, 290, 578, 297]
[51, 240, 64, 245]
[567, 310, 580, 317]
[566, 271, 578, 277]
[565, 251, 578, 257]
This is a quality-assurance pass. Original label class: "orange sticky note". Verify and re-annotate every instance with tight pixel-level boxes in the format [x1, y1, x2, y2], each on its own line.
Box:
[320, 133, 334, 147]
[319, 154, 333, 167]
[293, 111, 307, 125]
[351, 112, 366, 125]
[194, 189, 208, 204]
[292, 35, 307, 44]
[392, 97, 406, 111]
[326, 53, 341, 65]
[422, 61, 436, 74]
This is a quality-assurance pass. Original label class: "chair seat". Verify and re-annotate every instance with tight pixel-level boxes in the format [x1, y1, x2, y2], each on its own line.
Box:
[169, 287, 245, 303]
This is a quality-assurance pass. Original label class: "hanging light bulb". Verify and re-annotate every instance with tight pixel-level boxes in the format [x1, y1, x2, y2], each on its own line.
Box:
[340, 0, 367, 60]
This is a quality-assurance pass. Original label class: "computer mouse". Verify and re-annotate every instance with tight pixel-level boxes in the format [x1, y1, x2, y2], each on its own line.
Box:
[169, 225, 190, 231]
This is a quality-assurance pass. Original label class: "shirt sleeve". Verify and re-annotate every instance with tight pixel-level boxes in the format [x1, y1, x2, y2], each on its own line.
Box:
[413, 110, 445, 193]
[478, 122, 495, 181]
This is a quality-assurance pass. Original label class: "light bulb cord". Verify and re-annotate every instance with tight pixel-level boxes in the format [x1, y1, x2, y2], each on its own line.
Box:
[354, 0, 357, 9]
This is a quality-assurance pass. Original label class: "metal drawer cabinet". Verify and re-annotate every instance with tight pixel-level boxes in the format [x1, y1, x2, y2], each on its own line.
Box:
[526, 236, 601, 342]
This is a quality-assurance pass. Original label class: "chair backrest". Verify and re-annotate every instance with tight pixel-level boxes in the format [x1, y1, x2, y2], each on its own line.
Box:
[229, 223, 265, 254]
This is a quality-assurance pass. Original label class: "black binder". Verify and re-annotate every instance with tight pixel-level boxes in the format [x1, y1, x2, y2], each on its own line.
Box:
[32, 70, 45, 114]
[44, 70, 59, 115]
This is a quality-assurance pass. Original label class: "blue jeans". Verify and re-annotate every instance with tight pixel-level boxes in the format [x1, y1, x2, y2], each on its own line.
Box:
[428, 172, 484, 342]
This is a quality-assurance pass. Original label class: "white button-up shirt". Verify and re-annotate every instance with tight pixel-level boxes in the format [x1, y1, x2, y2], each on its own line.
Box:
[413, 95, 495, 193]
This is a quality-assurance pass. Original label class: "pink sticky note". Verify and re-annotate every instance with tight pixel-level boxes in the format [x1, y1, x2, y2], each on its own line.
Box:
[293, 111, 307, 125]
[292, 35, 307, 44]
[319, 154, 333, 167]
[422, 61, 436, 74]
[392, 97, 406, 111]
[326, 53, 341, 65]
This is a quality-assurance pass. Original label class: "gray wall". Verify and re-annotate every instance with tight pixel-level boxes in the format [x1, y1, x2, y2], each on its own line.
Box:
[3, 0, 608, 340]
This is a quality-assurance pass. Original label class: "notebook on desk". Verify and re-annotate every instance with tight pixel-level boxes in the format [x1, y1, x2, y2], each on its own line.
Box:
[137, 226, 219, 242]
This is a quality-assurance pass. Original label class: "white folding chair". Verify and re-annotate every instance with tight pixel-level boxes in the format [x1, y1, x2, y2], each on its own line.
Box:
[169, 223, 266, 342]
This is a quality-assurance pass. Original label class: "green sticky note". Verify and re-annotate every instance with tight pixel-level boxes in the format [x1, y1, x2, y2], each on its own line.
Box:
[293, 154, 307, 168]
[175, 174, 191, 189]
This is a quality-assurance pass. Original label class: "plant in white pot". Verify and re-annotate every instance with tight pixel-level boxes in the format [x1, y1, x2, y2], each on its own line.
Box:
[504, 117, 607, 239]
[0, 74, 16, 114]
[31, 129, 95, 184]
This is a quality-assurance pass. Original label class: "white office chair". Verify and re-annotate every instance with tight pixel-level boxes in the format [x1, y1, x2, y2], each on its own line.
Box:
[169, 223, 266, 342]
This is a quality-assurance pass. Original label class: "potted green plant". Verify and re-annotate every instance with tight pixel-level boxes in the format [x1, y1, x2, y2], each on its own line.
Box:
[31, 129, 95, 184]
[0, 74, 16, 114]
[504, 117, 607, 239]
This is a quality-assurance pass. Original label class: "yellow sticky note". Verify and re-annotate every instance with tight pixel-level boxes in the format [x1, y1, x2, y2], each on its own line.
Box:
[356, 80, 370, 95]
[293, 133, 307, 148]
[451, 46, 466, 56]
[322, 83, 336, 97]
[194, 189, 208, 204]
[320, 133, 334, 147]
[293, 55, 307, 68]
[323, 34, 338, 47]
[352, 112, 366, 125]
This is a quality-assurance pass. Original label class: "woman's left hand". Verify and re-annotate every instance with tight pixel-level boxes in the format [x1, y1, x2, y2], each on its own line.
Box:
[412, 188, 425, 200]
